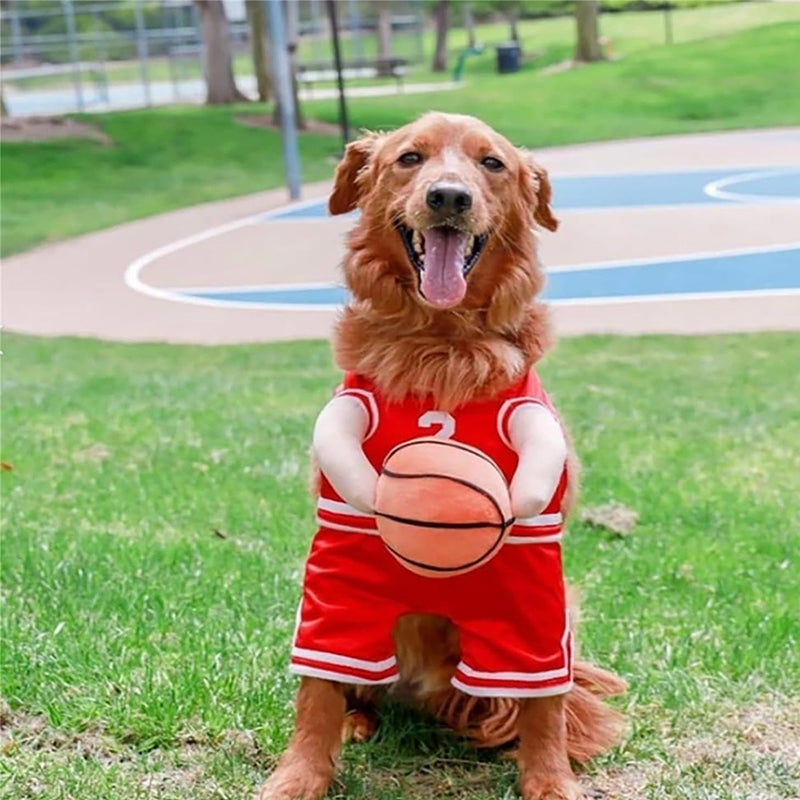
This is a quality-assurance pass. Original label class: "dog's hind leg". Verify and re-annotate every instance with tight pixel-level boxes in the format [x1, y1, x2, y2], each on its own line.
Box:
[341, 685, 381, 744]
[257, 677, 344, 800]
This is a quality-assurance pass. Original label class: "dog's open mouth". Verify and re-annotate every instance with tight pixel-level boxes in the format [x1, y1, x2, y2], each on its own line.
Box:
[397, 223, 488, 308]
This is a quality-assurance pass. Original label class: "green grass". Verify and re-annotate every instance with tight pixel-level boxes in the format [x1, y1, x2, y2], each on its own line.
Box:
[306, 21, 800, 146]
[0, 105, 341, 257]
[2, 332, 799, 798]
[3, 14, 800, 258]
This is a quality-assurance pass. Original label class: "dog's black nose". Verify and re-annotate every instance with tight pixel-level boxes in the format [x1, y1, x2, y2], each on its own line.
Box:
[426, 182, 472, 214]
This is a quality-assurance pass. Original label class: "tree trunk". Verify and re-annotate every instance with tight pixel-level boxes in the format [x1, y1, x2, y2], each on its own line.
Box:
[246, 0, 271, 102]
[1, 88, 8, 118]
[194, 0, 248, 104]
[432, 0, 449, 73]
[509, 12, 520, 45]
[574, 0, 604, 63]
[377, 3, 392, 75]
[464, 2, 476, 48]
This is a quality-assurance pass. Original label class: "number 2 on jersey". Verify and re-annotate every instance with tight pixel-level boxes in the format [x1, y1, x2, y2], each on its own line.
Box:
[417, 410, 456, 439]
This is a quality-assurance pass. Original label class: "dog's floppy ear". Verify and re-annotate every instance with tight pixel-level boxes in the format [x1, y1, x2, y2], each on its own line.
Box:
[519, 150, 558, 232]
[328, 133, 382, 215]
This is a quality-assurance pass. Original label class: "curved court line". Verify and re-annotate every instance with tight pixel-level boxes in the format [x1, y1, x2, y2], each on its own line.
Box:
[703, 167, 800, 203]
[123, 196, 329, 309]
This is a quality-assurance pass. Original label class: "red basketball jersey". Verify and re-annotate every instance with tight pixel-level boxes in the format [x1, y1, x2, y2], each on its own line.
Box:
[292, 371, 573, 697]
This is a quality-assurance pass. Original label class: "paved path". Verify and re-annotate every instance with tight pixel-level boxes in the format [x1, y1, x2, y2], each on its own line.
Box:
[3, 128, 799, 344]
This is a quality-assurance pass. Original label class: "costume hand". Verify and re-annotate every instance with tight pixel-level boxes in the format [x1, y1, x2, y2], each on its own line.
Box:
[508, 404, 566, 520]
[313, 395, 378, 513]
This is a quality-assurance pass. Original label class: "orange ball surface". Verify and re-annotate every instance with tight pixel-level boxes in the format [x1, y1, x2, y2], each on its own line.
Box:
[374, 437, 512, 578]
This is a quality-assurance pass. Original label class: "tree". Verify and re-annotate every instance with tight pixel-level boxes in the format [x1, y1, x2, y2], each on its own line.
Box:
[377, 2, 393, 75]
[246, 0, 271, 102]
[573, 0, 604, 63]
[432, 0, 449, 73]
[463, 2, 476, 49]
[194, 0, 247, 104]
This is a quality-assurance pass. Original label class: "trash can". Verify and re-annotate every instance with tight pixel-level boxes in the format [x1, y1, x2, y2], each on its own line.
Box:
[496, 42, 521, 74]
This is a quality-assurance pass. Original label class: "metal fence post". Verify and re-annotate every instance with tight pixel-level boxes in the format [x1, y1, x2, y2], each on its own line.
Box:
[10, 2, 24, 64]
[61, 0, 84, 112]
[266, 0, 302, 200]
[349, 0, 363, 62]
[134, 0, 152, 107]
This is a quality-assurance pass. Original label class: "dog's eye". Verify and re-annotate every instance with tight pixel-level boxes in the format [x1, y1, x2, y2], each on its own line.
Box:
[398, 152, 423, 166]
[481, 156, 505, 173]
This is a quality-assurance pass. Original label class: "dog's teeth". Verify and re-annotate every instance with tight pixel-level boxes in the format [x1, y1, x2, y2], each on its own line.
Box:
[466, 235, 475, 257]
[412, 230, 423, 255]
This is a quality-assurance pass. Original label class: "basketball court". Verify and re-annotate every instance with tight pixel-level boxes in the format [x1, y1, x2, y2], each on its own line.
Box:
[4, 127, 799, 344]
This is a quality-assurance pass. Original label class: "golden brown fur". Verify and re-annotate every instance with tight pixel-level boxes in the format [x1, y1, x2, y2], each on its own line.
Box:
[258, 113, 625, 800]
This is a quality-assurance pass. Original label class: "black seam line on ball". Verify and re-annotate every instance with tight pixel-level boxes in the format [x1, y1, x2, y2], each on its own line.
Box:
[380, 468, 508, 526]
[383, 438, 506, 484]
[375, 511, 505, 530]
[382, 524, 509, 573]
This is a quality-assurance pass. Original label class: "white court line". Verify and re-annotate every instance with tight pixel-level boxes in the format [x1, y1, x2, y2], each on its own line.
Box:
[546, 240, 800, 274]
[703, 167, 800, 203]
[154, 287, 800, 313]
[552, 287, 800, 307]
[123, 195, 331, 309]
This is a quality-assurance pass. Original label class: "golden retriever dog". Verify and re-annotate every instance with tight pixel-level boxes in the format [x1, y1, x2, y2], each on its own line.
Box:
[258, 112, 625, 800]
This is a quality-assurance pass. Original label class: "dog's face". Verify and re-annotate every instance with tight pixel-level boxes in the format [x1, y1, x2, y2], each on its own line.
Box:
[329, 112, 556, 310]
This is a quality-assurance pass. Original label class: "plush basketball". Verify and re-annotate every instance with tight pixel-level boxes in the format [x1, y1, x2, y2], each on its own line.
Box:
[374, 437, 513, 578]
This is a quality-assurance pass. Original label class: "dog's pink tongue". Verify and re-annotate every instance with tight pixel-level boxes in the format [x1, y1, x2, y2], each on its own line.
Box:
[421, 228, 468, 308]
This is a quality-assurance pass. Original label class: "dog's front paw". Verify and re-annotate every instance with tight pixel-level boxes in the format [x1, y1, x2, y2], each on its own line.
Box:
[256, 755, 333, 800]
[520, 768, 584, 800]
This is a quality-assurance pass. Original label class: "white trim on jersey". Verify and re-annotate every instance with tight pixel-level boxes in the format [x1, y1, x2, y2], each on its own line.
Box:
[457, 661, 569, 682]
[337, 388, 379, 440]
[315, 516, 379, 534]
[317, 497, 375, 519]
[515, 512, 563, 527]
[506, 534, 563, 544]
[451, 677, 573, 698]
[291, 646, 396, 672]
[290, 663, 400, 685]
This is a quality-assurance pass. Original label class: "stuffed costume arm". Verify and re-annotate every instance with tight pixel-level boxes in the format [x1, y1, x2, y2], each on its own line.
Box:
[312, 395, 378, 513]
[507, 404, 567, 519]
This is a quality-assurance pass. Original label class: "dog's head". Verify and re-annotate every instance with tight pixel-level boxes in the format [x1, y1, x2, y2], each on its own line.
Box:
[329, 112, 556, 311]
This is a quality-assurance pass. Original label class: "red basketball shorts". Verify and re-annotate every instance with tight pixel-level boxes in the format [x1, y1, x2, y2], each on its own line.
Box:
[290, 517, 573, 698]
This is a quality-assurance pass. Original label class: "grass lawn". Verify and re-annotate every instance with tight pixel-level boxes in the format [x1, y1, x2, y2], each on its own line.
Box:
[0, 106, 342, 258]
[2, 331, 799, 799]
[2, 12, 800, 258]
[306, 21, 800, 148]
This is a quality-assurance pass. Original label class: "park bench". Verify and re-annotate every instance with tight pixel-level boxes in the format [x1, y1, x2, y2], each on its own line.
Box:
[297, 57, 408, 96]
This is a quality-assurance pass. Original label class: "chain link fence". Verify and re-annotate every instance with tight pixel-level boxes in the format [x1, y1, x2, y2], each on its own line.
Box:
[0, 1, 425, 117]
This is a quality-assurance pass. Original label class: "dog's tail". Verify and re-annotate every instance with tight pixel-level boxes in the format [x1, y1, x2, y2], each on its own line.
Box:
[565, 660, 627, 762]
[425, 660, 626, 758]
